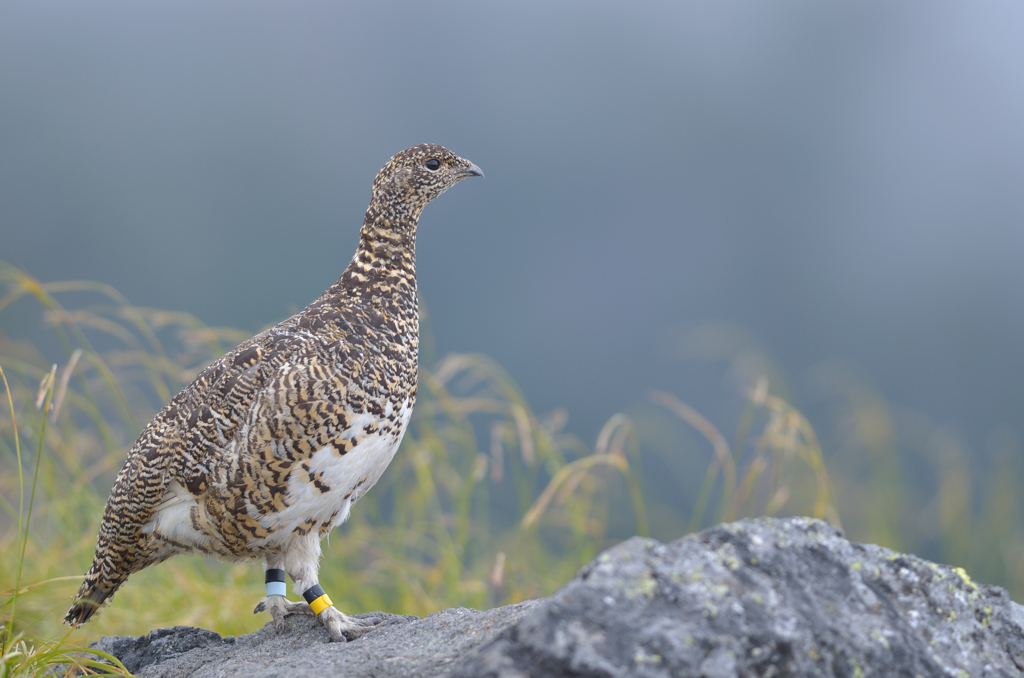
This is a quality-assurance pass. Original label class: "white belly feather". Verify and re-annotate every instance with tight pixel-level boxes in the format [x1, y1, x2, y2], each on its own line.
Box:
[143, 479, 209, 549]
[144, 399, 413, 552]
[259, 398, 413, 544]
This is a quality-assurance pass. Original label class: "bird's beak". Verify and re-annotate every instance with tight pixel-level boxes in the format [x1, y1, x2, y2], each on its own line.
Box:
[457, 162, 485, 179]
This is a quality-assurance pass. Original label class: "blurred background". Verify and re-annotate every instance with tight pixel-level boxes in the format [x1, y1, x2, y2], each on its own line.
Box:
[2, 0, 1024, 640]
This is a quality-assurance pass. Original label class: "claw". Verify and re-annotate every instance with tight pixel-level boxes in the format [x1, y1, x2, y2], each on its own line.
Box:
[258, 592, 381, 642]
[320, 607, 383, 643]
[256, 594, 315, 626]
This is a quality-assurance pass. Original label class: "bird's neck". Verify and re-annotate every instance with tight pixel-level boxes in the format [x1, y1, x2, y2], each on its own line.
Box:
[334, 198, 419, 303]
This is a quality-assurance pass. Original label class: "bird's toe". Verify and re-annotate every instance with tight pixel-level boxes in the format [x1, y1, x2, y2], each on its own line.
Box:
[257, 594, 316, 622]
[355, 615, 383, 627]
[283, 600, 315, 616]
[327, 627, 350, 643]
[320, 606, 379, 643]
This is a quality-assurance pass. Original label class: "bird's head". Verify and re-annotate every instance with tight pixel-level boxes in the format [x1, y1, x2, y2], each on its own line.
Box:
[371, 144, 484, 218]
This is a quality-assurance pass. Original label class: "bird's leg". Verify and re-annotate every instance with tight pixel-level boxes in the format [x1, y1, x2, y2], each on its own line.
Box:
[253, 557, 313, 630]
[296, 584, 381, 643]
[286, 539, 381, 643]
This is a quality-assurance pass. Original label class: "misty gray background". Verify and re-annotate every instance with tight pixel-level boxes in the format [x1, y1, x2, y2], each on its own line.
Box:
[2, 2, 1023, 462]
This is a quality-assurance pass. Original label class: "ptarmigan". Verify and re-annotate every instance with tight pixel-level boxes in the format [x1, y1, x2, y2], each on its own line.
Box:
[65, 144, 483, 642]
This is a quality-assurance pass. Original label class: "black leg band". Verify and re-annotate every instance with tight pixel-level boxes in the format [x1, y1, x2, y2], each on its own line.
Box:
[302, 584, 332, 614]
[265, 569, 287, 584]
[302, 584, 326, 604]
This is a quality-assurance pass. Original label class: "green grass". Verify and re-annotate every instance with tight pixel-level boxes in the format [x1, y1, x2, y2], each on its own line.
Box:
[1, 262, 1021, 675]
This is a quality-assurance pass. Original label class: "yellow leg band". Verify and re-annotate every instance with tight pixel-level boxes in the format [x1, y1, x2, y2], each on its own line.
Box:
[309, 593, 333, 615]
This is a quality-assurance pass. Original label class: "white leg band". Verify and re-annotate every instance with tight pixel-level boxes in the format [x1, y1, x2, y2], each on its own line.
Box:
[266, 581, 288, 597]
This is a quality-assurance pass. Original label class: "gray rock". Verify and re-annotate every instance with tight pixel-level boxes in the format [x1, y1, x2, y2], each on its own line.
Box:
[452, 517, 1024, 677]
[90, 604, 540, 678]
[90, 518, 1024, 677]
[91, 626, 234, 675]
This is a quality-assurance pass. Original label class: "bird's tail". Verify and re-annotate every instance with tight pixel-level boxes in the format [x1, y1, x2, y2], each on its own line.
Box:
[66, 447, 168, 626]
[64, 558, 118, 627]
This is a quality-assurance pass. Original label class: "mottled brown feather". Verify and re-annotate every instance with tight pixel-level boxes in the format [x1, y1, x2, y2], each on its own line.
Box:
[66, 144, 481, 625]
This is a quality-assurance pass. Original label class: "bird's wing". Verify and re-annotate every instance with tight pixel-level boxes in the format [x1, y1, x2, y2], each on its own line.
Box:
[66, 335, 290, 619]
[169, 347, 370, 547]
[228, 347, 365, 472]
[89, 335, 292, 554]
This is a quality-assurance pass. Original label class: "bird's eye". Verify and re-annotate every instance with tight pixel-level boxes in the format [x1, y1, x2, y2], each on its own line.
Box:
[424, 158, 441, 171]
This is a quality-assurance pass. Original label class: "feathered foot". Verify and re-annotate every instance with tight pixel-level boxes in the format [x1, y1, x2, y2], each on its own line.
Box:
[254, 594, 315, 632]
[253, 595, 380, 642]
[318, 606, 382, 643]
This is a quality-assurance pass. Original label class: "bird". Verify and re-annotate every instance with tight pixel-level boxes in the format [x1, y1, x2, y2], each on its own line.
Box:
[64, 144, 484, 642]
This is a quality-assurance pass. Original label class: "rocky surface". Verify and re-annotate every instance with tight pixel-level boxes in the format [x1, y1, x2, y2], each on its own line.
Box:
[90, 517, 1024, 677]
[90, 603, 541, 678]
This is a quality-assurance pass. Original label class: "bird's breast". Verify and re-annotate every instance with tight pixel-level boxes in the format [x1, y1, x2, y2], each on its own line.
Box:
[257, 396, 414, 542]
